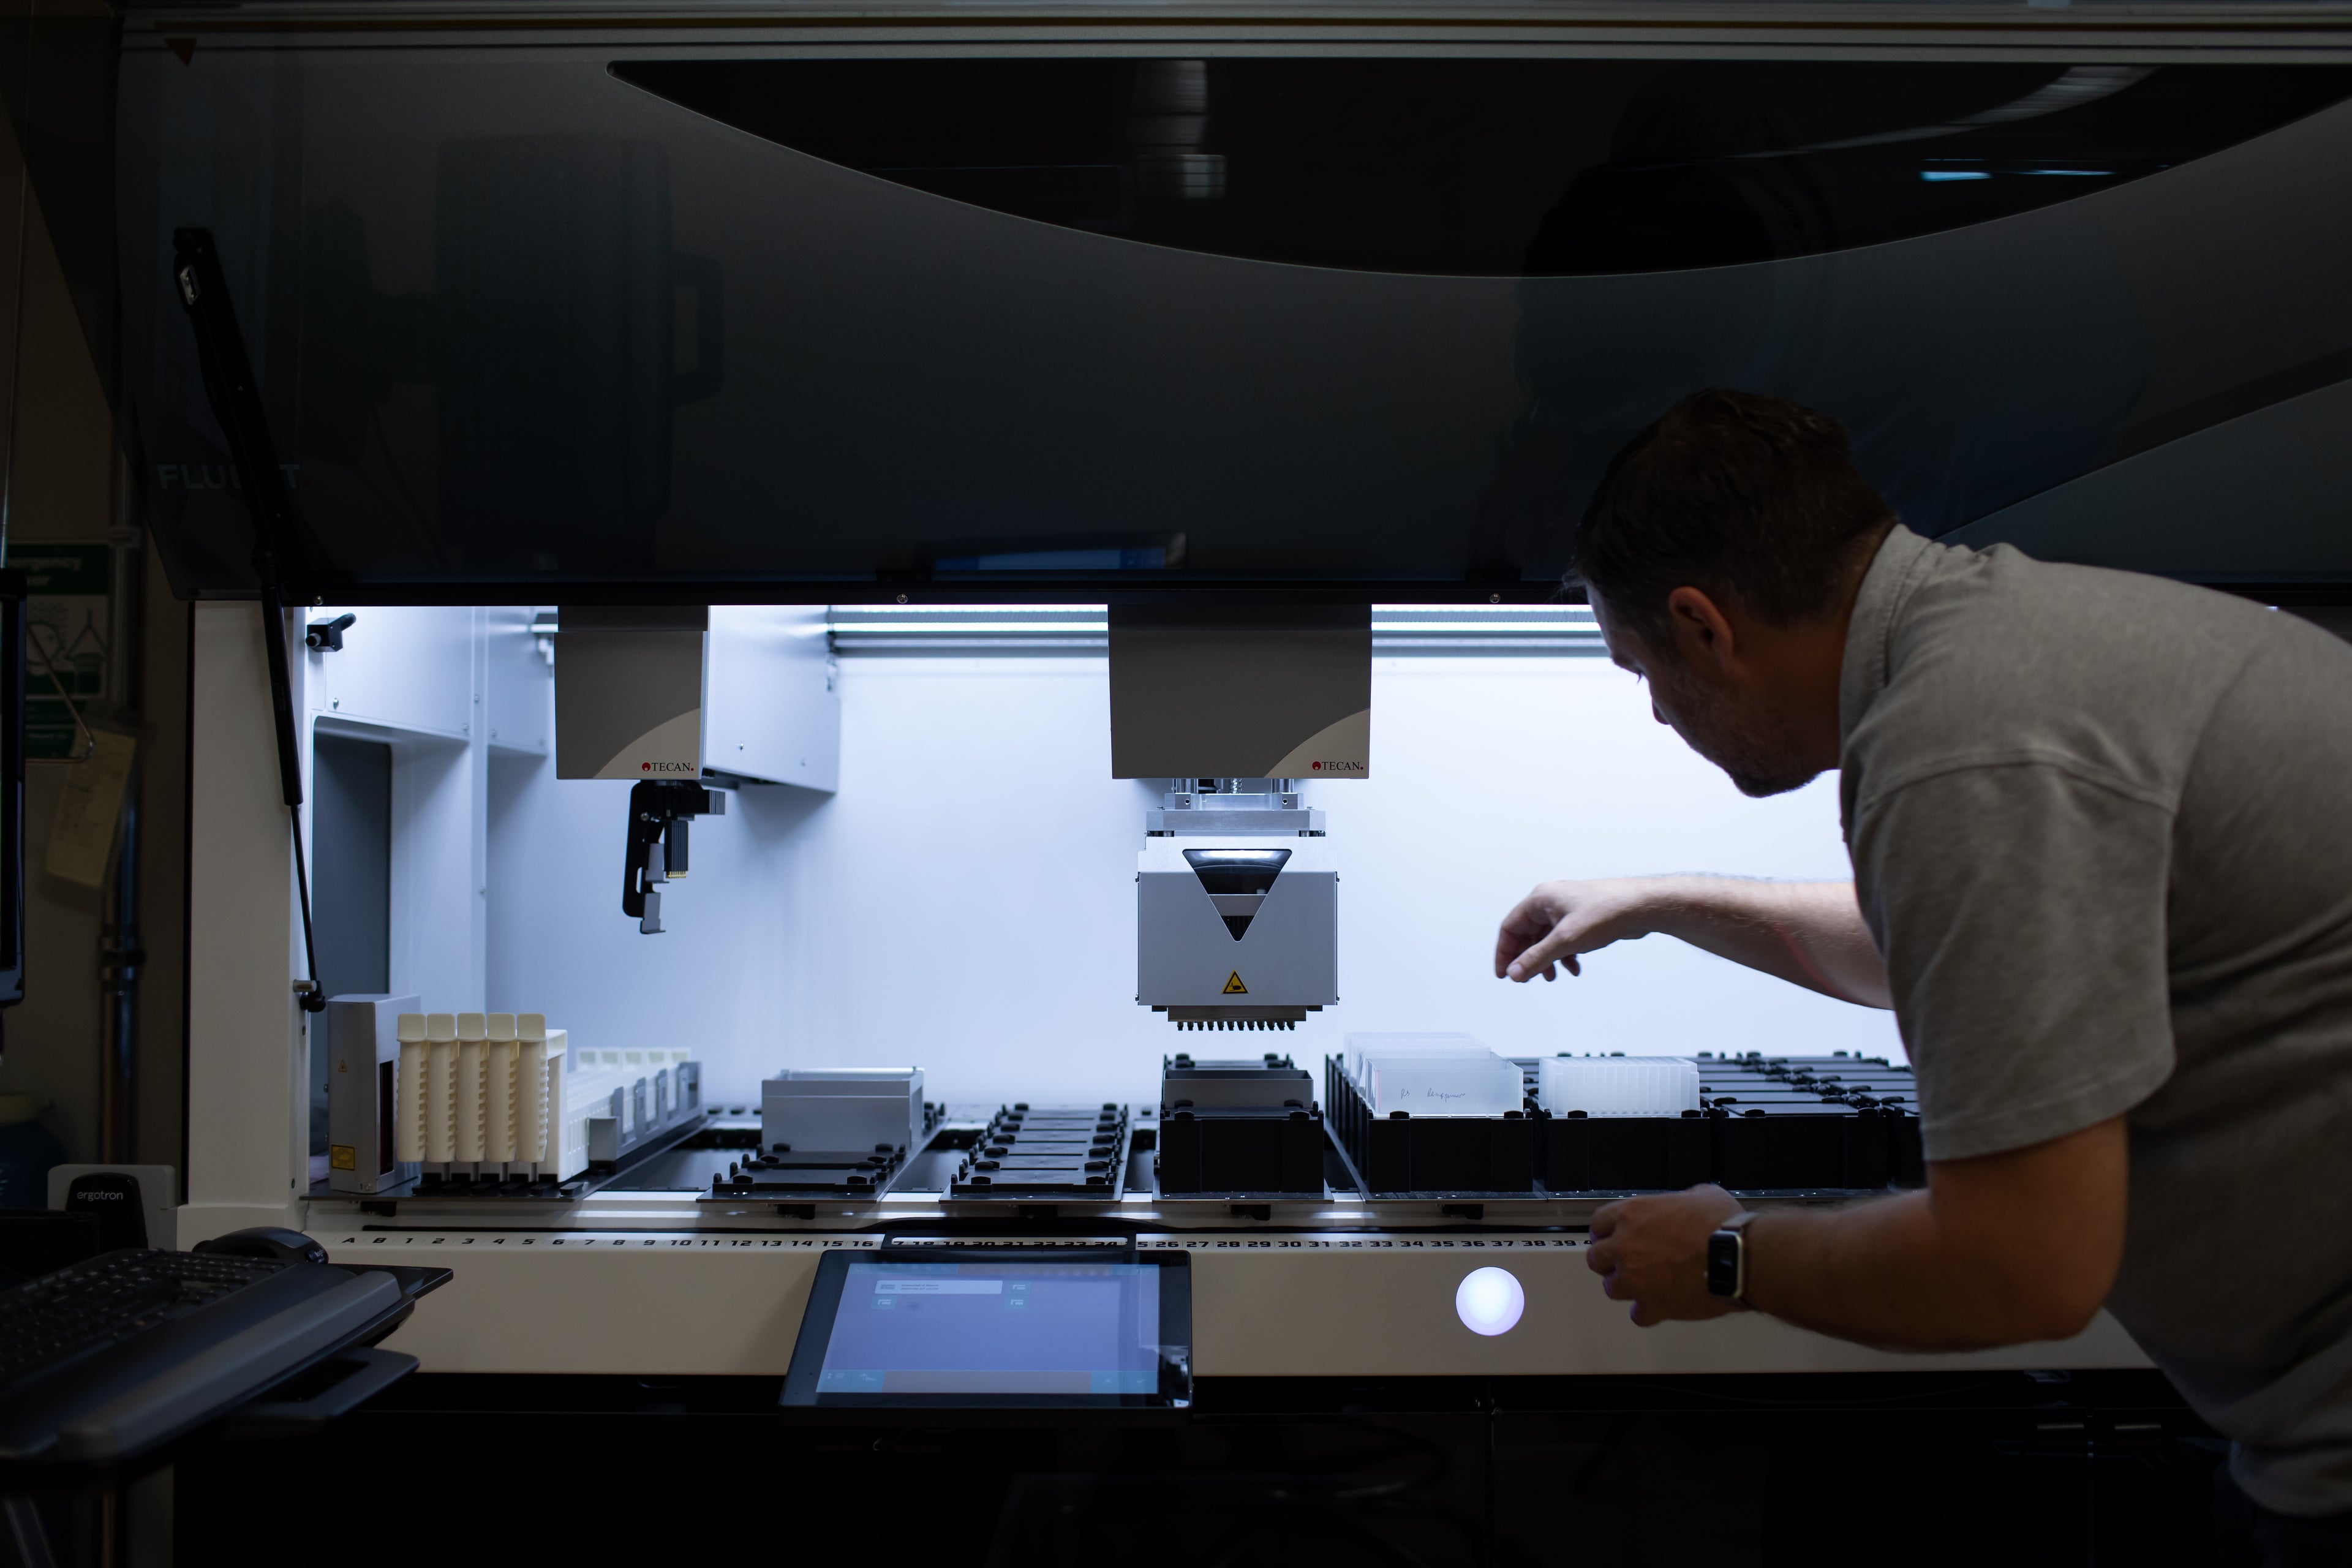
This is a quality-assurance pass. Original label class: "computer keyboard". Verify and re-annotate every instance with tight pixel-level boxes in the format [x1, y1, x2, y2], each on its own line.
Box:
[0, 1249, 415, 1468]
[0, 1251, 290, 1399]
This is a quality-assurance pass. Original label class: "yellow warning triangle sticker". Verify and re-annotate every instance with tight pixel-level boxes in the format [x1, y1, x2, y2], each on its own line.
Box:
[1223, 971, 1249, 995]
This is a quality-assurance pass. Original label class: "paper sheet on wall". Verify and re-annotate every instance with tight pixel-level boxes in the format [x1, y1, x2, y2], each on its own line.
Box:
[10, 542, 111, 760]
[43, 730, 137, 889]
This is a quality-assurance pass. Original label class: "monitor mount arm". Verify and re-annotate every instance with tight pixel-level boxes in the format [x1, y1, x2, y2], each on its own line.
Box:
[171, 227, 328, 1012]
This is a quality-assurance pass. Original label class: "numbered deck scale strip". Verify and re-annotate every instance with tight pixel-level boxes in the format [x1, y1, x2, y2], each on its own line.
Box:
[305, 1224, 2151, 1379]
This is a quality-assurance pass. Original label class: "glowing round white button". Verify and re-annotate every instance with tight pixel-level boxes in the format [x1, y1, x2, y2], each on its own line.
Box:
[1454, 1265, 1526, 1336]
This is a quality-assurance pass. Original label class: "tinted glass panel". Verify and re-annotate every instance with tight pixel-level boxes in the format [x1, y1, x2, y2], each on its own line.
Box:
[310, 733, 390, 1157]
[312, 733, 391, 999]
[613, 59, 2352, 276]
[116, 46, 2352, 598]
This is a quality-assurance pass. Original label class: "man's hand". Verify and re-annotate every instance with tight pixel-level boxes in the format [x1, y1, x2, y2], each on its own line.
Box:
[1491, 875, 1891, 1006]
[1493, 878, 1670, 982]
[1583, 1121, 2129, 1349]
[1586, 1184, 1746, 1326]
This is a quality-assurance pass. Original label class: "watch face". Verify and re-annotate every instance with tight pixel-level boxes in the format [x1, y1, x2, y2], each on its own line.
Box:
[1706, 1230, 1740, 1297]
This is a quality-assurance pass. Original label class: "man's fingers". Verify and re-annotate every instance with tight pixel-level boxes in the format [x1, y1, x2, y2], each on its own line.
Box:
[1586, 1238, 1615, 1276]
[1493, 896, 1558, 978]
[1495, 881, 1659, 983]
[1504, 922, 1588, 983]
[1605, 1273, 1665, 1326]
[1589, 1202, 1624, 1239]
[1508, 903, 1628, 982]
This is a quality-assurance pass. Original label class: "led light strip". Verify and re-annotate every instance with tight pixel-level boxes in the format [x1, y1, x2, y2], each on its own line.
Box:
[828, 604, 1605, 654]
[533, 606, 1605, 655]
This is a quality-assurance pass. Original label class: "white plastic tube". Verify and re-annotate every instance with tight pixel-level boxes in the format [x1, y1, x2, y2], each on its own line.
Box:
[486, 1013, 517, 1166]
[545, 1029, 576, 1180]
[456, 1012, 488, 1164]
[518, 1014, 549, 1165]
[424, 1012, 458, 1164]
[394, 1013, 428, 1163]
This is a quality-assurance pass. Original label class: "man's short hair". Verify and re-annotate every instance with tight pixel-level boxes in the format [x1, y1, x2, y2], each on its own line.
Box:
[1572, 389, 1895, 650]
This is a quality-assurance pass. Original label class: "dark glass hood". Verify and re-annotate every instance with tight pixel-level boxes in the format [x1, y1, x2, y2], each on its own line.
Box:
[114, 42, 2352, 603]
[612, 58, 2350, 278]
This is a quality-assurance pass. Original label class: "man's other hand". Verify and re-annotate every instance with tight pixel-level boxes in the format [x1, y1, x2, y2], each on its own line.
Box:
[1582, 1121, 2129, 1349]
[1586, 1184, 1746, 1326]
[1493, 878, 1668, 982]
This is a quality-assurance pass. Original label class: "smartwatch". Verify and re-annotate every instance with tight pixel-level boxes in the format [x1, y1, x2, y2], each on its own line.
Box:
[1705, 1210, 1761, 1308]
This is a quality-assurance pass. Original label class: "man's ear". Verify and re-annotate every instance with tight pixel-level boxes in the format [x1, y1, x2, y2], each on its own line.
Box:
[1664, 586, 1737, 673]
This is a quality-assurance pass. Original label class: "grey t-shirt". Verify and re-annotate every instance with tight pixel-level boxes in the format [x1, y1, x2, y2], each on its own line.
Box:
[1841, 526, 2352, 1518]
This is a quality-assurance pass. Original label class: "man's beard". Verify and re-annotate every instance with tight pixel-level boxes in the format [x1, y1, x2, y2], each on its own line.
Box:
[1651, 664, 1822, 799]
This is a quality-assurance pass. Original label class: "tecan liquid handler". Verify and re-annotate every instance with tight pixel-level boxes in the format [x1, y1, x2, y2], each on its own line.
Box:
[1109, 605, 1368, 1032]
[1138, 780, 1336, 1031]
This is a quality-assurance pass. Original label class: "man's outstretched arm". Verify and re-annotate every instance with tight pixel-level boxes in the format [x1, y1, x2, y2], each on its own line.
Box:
[1493, 875, 1892, 1008]
[1584, 1116, 2130, 1350]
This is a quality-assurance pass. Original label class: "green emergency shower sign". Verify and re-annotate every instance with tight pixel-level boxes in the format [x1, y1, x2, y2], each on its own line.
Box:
[6, 542, 110, 760]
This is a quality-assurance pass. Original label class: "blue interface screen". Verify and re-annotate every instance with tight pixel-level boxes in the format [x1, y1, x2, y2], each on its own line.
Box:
[817, 1262, 1166, 1395]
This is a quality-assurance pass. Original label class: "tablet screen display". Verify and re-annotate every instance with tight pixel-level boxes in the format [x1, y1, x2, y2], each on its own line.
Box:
[789, 1256, 1189, 1405]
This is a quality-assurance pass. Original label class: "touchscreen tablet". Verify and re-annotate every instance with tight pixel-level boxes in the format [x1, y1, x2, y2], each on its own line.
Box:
[781, 1250, 1192, 1408]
